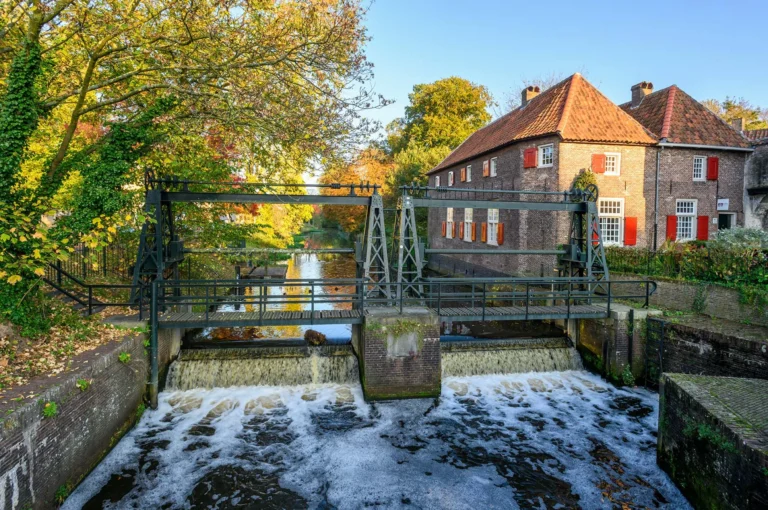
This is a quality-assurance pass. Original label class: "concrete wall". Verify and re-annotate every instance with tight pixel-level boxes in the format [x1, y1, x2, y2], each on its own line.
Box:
[745, 143, 768, 230]
[0, 327, 182, 509]
[615, 273, 768, 327]
[0, 334, 147, 510]
[658, 374, 768, 509]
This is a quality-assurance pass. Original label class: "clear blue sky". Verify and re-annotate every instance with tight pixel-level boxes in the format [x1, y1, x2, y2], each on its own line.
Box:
[362, 0, 768, 129]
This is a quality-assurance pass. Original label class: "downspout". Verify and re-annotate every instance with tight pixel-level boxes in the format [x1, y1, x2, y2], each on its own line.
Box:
[653, 146, 663, 251]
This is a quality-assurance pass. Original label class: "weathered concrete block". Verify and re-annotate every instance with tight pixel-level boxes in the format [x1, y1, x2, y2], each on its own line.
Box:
[357, 307, 440, 400]
[659, 374, 768, 509]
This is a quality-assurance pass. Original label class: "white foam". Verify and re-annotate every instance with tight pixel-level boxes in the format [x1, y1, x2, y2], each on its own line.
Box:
[64, 372, 690, 509]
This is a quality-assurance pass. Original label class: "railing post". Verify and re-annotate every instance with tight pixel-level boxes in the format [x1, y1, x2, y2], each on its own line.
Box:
[645, 280, 650, 308]
[102, 246, 107, 277]
[88, 286, 93, 316]
[482, 282, 486, 321]
[525, 282, 529, 320]
[311, 282, 315, 324]
[205, 285, 210, 323]
[566, 281, 571, 319]
[149, 281, 159, 409]
[607, 281, 611, 315]
[56, 260, 62, 286]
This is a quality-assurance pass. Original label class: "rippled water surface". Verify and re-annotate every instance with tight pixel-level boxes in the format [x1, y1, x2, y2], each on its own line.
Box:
[65, 372, 689, 509]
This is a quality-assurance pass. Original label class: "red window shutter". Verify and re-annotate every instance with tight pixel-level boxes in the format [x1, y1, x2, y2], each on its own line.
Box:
[442, 221, 447, 237]
[452, 223, 456, 238]
[697, 216, 709, 240]
[459, 222, 464, 239]
[707, 157, 719, 180]
[592, 154, 606, 174]
[523, 148, 537, 168]
[483, 160, 490, 177]
[592, 229, 599, 246]
[471, 222, 477, 241]
[497, 223, 504, 245]
[624, 217, 637, 246]
[666, 216, 677, 241]
[481, 222, 487, 242]
[460, 167, 466, 182]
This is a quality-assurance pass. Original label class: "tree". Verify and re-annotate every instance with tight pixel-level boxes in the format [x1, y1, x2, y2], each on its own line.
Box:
[702, 97, 768, 130]
[494, 72, 570, 116]
[386, 77, 493, 154]
[320, 148, 394, 233]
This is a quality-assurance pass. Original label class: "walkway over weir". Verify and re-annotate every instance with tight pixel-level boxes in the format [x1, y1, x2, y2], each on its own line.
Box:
[153, 277, 656, 329]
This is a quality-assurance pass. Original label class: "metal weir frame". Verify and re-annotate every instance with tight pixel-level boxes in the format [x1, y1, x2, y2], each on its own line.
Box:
[393, 183, 611, 296]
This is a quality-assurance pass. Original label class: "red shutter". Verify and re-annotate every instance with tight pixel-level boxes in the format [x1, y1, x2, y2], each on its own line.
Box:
[624, 217, 637, 246]
[452, 223, 456, 238]
[483, 160, 490, 177]
[592, 229, 599, 246]
[497, 223, 504, 245]
[481, 222, 487, 242]
[442, 221, 447, 237]
[523, 148, 537, 168]
[460, 168, 466, 182]
[459, 222, 464, 239]
[592, 154, 606, 174]
[471, 222, 477, 241]
[666, 216, 677, 241]
[707, 157, 719, 180]
[697, 216, 709, 240]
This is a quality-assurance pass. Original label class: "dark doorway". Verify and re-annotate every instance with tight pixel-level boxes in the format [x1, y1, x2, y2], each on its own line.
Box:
[718, 213, 735, 230]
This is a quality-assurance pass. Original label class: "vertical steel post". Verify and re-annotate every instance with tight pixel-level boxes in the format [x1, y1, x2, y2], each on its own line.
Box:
[149, 280, 159, 409]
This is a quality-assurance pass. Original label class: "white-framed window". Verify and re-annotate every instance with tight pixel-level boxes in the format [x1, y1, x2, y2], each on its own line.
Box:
[464, 208, 473, 242]
[604, 153, 621, 176]
[676, 199, 697, 241]
[448, 171, 454, 186]
[538, 144, 554, 167]
[490, 157, 497, 177]
[693, 156, 706, 181]
[466, 164, 472, 182]
[435, 175, 440, 187]
[446, 208, 454, 239]
[598, 198, 624, 246]
[487, 208, 499, 245]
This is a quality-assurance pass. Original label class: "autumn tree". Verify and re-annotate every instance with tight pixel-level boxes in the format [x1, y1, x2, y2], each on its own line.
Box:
[702, 97, 768, 130]
[494, 72, 576, 116]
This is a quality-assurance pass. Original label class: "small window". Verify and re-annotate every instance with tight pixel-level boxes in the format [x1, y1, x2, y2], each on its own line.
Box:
[604, 153, 621, 176]
[598, 198, 624, 246]
[446, 208, 454, 239]
[538, 144, 554, 167]
[693, 156, 706, 181]
[448, 171, 454, 186]
[466, 164, 472, 182]
[490, 157, 497, 177]
[435, 175, 440, 187]
[464, 208, 473, 242]
[487, 208, 499, 245]
[676, 199, 697, 241]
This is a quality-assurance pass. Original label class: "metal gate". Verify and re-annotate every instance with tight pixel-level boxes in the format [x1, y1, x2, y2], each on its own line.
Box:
[644, 317, 666, 388]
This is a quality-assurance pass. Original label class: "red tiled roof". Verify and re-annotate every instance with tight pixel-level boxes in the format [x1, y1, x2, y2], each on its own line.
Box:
[430, 73, 657, 173]
[620, 86, 751, 149]
[744, 129, 768, 145]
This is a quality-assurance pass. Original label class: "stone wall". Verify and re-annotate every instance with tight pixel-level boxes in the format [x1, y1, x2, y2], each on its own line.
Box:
[0, 334, 148, 510]
[658, 374, 768, 509]
[615, 273, 768, 327]
[356, 308, 441, 400]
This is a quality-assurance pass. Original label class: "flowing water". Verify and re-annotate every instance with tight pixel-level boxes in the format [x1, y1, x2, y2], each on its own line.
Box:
[64, 372, 689, 509]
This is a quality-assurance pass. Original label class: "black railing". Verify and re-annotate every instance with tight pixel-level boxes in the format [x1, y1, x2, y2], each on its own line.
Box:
[152, 277, 657, 321]
[44, 263, 145, 318]
[53, 242, 136, 282]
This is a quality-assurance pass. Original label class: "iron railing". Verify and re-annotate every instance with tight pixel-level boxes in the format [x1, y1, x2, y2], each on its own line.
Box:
[52, 242, 136, 282]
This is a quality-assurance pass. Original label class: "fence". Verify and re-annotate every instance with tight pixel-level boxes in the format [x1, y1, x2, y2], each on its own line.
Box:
[54, 242, 136, 282]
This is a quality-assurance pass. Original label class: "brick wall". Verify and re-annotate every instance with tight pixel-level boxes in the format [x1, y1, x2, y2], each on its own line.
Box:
[0, 334, 148, 510]
[359, 308, 441, 399]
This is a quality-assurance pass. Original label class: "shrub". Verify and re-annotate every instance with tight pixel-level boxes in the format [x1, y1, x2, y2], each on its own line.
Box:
[43, 401, 58, 418]
[118, 352, 131, 364]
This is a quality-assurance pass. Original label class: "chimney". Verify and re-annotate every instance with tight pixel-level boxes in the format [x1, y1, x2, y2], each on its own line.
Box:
[630, 81, 653, 107]
[521, 86, 540, 107]
[730, 117, 745, 132]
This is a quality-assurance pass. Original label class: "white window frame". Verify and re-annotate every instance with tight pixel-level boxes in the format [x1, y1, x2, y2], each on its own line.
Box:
[692, 156, 706, 182]
[676, 199, 697, 241]
[538, 144, 554, 168]
[487, 208, 499, 246]
[604, 152, 621, 176]
[598, 198, 624, 246]
[446, 208, 454, 239]
[464, 208, 473, 242]
[490, 157, 498, 177]
[466, 164, 472, 182]
[448, 171, 454, 187]
[435, 175, 440, 187]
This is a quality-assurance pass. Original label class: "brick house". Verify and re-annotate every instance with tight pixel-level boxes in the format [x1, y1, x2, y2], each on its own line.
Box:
[620, 82, 752, 247]
[743, 129, 768, 230]
[426, 74, 751, 277]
